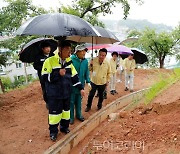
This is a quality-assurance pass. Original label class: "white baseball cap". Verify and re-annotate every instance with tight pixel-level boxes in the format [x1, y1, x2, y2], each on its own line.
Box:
[75, 44, 88, 53]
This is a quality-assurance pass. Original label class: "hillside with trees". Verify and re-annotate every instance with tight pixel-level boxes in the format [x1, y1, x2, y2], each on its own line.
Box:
[101, 18, 173, 32]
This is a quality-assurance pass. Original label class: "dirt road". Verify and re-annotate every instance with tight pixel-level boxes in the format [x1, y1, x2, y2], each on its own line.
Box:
[0, 69, 175, 154]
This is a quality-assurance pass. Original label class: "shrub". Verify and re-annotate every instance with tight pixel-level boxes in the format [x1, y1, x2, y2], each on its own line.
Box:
[0, 76, 13, 91]
[13, 75, 26, 88]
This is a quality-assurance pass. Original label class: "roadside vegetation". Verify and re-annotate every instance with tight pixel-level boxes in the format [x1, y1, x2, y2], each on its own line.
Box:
[0, 75, 37, 92]
[145, 68, 180, 104]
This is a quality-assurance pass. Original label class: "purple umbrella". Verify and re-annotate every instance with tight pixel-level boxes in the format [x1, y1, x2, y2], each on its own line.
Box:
[106, 45, 133, 55]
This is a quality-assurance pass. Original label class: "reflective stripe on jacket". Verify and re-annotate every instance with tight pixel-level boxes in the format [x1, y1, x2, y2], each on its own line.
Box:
[42, 53, 83, 99]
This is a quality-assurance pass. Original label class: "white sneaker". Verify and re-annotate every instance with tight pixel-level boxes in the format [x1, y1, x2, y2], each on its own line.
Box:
[117, 80, 122, 83]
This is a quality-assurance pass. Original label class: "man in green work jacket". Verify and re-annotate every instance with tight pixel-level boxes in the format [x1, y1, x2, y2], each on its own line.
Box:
[70, 44, 91, 124]
[42, 41, 85, 141]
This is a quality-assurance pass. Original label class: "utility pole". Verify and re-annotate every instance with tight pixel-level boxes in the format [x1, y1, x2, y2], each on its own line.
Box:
[0, 78, 5, 93]
[24, 63, 28, 84]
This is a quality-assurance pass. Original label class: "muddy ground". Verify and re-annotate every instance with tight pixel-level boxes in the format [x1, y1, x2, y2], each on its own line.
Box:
[0, 69, 176, 154]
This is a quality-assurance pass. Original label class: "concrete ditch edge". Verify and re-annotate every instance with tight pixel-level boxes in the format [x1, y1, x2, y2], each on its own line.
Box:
[44, 88, 149, 154]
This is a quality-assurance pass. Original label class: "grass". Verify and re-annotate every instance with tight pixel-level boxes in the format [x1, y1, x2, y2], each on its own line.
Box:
[124, 93, 146, 111]
[145, 68, 180, 105]
[1, 78, 39, 93]
[124, 68, 180, 110]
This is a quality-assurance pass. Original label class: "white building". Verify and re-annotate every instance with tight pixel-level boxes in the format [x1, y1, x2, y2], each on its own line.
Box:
[0, 49, 38, 82]
[0, 60, 38, 82]
[0, 36, 38, 82]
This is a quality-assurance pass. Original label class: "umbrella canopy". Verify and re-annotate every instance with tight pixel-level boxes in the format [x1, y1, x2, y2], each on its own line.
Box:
[120, 48, 148, 64]
[86, 44, 110, 50]
[66, 26, 119, 44]
[94, 26, 119, 43]
[16, 13, 100, 37]
[19, 38, 58, 63]
[131, 48, 148, 64]
[106, 45, 133, 55]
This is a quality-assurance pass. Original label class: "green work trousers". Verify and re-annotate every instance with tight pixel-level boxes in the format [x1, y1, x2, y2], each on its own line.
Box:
[70, 93, 82, 121]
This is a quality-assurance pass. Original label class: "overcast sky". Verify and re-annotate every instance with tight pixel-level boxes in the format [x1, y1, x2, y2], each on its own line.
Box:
[0, 0, 180, 27]
[31, 0, 180, 27]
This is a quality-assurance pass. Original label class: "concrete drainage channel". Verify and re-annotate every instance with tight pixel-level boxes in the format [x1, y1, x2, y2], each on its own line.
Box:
[44, 88, 149, 154]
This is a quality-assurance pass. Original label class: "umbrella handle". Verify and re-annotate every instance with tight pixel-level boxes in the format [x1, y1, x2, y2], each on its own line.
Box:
[91, 36, 93, 72]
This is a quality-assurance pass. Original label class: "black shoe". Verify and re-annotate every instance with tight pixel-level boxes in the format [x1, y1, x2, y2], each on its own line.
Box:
[50, 133, 57, 141]
[70, 119, 74, 125]
[103, 95, 107, 99]
[124, 87, 129, 91]
[77, 117, 85, 122]
[97, 106, 102, 110]
[110, 90, 114, 95]
[103, 91, 107, 98]
[103, 92, 107, 99]
[130, 90, 134, 92]
[85, 107, 91, 112]
[114, 90, 118, 94]
[60, 128, 70, 134]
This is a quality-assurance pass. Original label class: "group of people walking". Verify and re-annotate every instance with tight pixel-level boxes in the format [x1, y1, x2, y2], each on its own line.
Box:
[33, 40, 136, 141]
[109, 51, 136, 94]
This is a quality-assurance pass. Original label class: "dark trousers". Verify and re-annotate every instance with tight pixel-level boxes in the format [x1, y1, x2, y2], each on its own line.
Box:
[38, 71, 48, 104]
[87, 82, 106, 109]
[48, 98, 70, 135]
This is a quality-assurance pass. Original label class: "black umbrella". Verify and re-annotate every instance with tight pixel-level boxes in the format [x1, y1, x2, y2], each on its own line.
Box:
[66, 26, 119, 44]
[66, 26, 119, 59]
[16, 13, 100, 37]
[120, 48, 148, 64]
[19, 38, 58, 63]
[94, 26, 119, 43]
[131, 48, 148, 64]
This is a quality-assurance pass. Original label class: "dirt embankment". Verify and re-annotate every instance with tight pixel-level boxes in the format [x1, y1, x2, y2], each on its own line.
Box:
[0, 69, 175, 154]
[71, 80, 180, 154]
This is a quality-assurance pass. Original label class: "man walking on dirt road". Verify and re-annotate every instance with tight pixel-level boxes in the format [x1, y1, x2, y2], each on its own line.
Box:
[85, 48, 111, 112]
[124, 54, 136, 92]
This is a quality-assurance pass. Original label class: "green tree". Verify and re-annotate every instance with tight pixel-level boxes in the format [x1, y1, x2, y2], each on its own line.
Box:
[0, 0, 47, 33]
[0, 0, 143, 49]
[0, 35, 38, 51]
[0, 0, 48, 91]
[61, 0, 143, 26]
[0, 0, 48, 50]
[126, 26, 180, 68]
[0, 54, 8, 66]
[172, 24, 180, 60]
